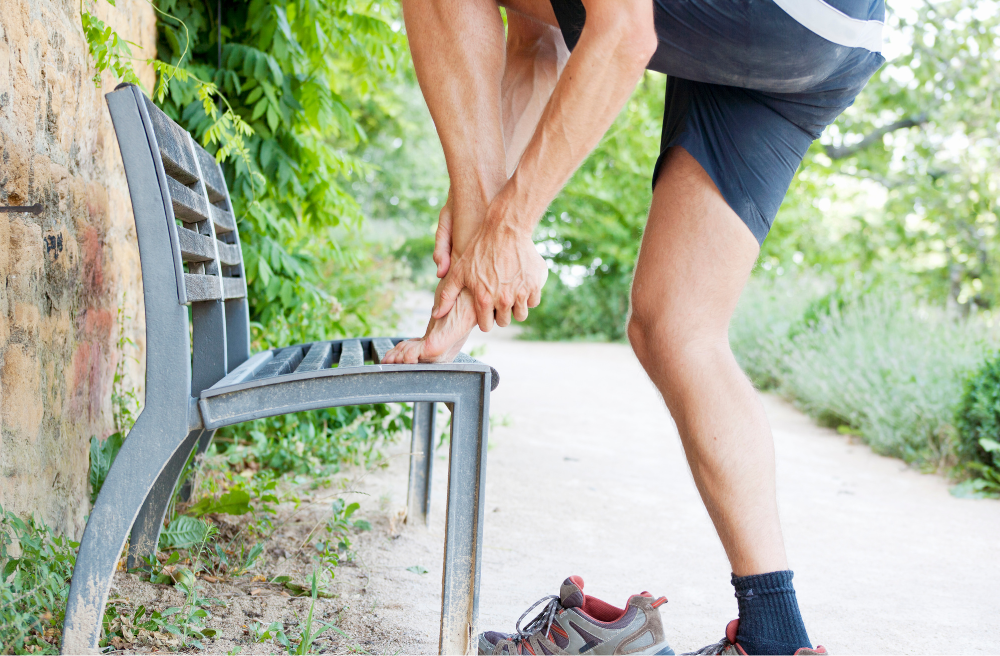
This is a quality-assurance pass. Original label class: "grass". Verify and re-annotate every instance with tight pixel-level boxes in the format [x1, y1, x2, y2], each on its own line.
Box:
[731, 274, 998, 469]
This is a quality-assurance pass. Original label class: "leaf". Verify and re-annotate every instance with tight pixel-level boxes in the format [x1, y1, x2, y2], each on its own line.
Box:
[89, 432, 124, 505]
[159, 516, 210, 549]
[979, 438, 1000, 453]
[284, 581, 332, 598]
[406, 565, 428, 575]
[189, 489, 252, 517]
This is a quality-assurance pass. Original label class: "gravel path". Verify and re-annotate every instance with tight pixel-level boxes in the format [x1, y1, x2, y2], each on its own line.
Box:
[355, 322, 1000, 655]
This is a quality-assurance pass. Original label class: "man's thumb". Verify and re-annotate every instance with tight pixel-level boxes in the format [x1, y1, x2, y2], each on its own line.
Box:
[433, 243, 451, 278]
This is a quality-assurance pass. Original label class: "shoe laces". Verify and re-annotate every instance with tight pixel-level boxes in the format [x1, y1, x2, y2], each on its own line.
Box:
[683, 636, 732, 655]
[514, 594, 562, 644]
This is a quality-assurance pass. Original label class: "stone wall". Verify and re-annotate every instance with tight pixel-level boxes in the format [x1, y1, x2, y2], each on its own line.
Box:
[0, 0, 156, 537]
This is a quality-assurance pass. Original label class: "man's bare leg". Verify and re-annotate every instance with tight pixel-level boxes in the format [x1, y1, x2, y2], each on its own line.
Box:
[627, 147, 788, 575]
[384, 4, 567, 364]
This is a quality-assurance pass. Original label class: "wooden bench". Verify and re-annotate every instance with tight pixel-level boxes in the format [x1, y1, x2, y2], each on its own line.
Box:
[61, 84, 497, 655]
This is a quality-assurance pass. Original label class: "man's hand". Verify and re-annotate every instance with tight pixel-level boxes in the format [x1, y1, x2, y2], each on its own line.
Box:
[433, 221, 548, 330]
[432, 193, 453, 278]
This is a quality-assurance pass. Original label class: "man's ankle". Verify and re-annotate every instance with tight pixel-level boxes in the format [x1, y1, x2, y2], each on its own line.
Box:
[732, 570, 811, 655]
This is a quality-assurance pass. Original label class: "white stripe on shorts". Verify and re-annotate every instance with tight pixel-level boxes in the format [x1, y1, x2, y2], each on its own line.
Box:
[771, 0, 883, 52]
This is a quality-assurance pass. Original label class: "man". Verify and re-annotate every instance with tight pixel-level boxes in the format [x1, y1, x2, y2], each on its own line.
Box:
[383, 0, 884, 653]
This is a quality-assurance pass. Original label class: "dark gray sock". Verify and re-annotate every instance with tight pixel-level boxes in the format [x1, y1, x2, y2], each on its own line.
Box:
[731, 570, 811, 655]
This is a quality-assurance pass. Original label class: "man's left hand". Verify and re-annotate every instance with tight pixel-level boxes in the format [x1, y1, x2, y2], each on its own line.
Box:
[433, 221, 548, 331]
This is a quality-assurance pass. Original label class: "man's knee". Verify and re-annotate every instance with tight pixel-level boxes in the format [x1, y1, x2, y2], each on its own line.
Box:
[627, 299, 729, 375]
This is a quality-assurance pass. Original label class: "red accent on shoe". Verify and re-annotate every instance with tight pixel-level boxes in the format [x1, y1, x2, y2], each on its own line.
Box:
[795, 647, 827, 655]
[569, 575, 585, 588]
[550, 624, 568, 640]
[651, 596, 667, 608]
[725, 619, 739, 644]
[522, 641, 536, 655]
[640, 591, 652, 597]
[579, 595, 626, 623]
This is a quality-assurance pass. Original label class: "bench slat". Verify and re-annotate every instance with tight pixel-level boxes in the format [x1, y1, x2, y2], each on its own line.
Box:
[338, 339, 364, 368]
[296, 341, 334, 372]
[194, 145, 227, 204]
[254, 346, 304, 380]
[217, 241, 242, 266]
[177, 228, 216, 263]
[222, 277, 246, 300]
[184, 273, 223, 302]
[372, 338, 394, 364]
[212, 205, 236, 234]
[143, 96, 199, 186]
[168, 177, 210, 224]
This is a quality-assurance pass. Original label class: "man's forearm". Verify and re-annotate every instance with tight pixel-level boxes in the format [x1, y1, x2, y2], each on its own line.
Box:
[490, 0, 657, 236]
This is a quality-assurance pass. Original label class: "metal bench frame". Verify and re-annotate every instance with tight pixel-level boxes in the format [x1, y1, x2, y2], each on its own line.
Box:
[60, 84, 495, 655]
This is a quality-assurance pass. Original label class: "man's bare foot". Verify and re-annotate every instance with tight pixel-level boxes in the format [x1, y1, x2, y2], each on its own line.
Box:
[382, 288, 478, 364]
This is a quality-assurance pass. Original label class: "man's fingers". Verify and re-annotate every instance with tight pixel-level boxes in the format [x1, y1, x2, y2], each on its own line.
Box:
[433, 274, 463, 319]
[433, 203, 453, 278]
[494, 290, 514, 327]
[527, 286, 542, 308]
[513, 293, 529, 322]
[475, 290, 495, 332]
[495, 305, 513, 328]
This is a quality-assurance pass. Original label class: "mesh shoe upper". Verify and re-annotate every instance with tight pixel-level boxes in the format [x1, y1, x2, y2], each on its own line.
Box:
[683, 620, 829, 656]
[478, 576, 675, 655]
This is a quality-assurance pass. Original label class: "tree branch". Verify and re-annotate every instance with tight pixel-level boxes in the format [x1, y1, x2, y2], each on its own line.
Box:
[824, 113, 928, 160]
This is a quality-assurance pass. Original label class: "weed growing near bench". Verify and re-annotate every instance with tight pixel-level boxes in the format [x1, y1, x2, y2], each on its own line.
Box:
[0, 509, 77, 654]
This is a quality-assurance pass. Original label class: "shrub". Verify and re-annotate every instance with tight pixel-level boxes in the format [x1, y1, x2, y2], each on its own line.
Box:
[520, 274, 632, 342]
[731, 275, 996, 467]
[954, 354, 1000, 494]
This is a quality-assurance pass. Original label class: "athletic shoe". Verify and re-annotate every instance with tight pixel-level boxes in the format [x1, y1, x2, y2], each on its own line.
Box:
[478, 575, 675, 655]
[684, 620, 827, 655]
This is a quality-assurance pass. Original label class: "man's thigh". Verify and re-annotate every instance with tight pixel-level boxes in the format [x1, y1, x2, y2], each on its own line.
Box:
[631, 146, 759, 337]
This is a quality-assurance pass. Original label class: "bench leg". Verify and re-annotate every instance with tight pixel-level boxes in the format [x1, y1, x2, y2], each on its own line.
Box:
[439, 391, 489, 655]
[127, 429, 204, 570]
[406, 401, 436, 526]
[62, 412, 189, 654]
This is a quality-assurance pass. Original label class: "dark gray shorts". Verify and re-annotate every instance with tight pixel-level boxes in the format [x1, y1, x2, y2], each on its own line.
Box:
[549, 0, 886, 243]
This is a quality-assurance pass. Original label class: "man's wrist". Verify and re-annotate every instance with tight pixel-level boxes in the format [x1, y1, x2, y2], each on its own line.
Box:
[483, 176, 540, 240]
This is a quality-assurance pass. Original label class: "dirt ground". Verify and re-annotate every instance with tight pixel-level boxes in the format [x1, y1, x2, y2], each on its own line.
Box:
[105, 306, 1000, 654]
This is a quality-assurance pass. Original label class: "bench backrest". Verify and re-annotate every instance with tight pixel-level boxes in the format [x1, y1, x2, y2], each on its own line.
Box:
[106, 84, 251, 399]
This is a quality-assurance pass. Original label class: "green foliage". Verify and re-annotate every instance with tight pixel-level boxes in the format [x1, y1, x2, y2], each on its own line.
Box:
[214, 403, 410, 477]
[187, 489, 253, 518]
[955, 353, 1000, 494]
[159, 515, 215, 550]
[150, 0, 406, 348]
[100, 573, 218, 649]
[0, 507, 78, 654]
[88, 432, 124, 505]
[80, 0, 141, 87]
[732, 275, 995, 466]
[250, 570, 344, 654]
